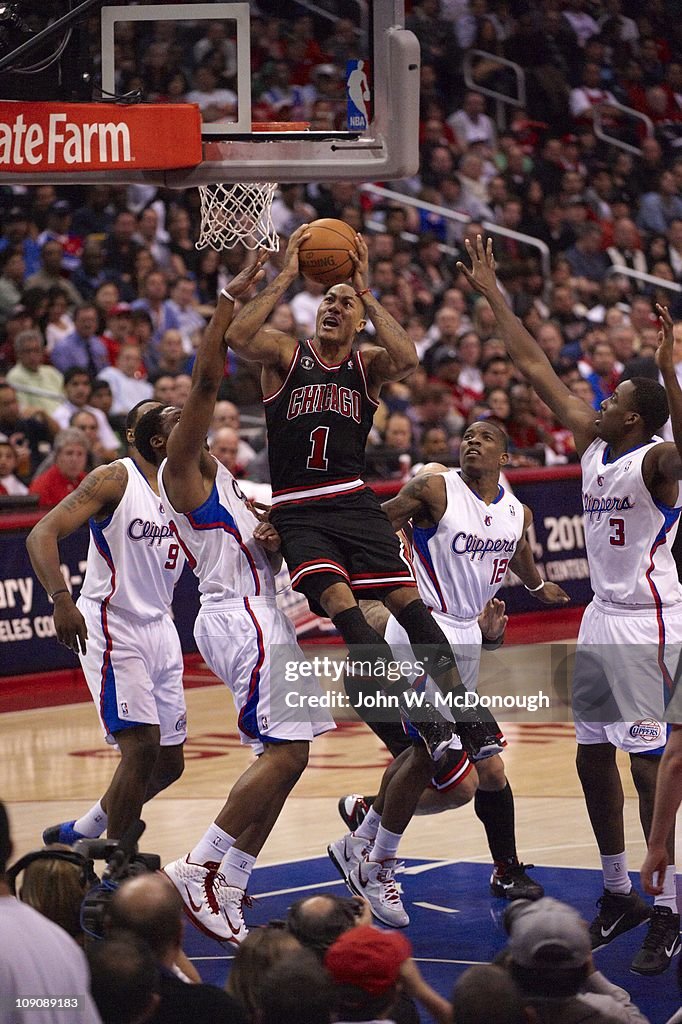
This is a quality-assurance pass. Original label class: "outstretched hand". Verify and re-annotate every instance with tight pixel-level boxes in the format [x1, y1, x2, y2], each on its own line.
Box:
[53, 593, 88, 655]
[456, 235, 500, 299]
[535, 581, 570, 605]
[655, 304, 675, 374]
[348, 232, 369, 291]
[478, 598, 507, 641]
[228, 250, 270, 298]
[253, 520, 281, 553]
[641, 843, 668, 895]
[282, 223, 312, 277]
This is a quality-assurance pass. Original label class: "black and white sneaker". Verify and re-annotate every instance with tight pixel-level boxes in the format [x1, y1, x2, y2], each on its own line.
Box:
[455, 704, 506, 761]
[396, 693, 455, 762]
[630, 906, 681, 976]
[490, 862, 544, 901]
[337, 794, 373, 832]
[589, 889, 652, 951]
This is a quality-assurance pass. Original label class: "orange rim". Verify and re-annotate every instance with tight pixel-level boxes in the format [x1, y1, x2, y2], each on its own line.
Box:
[251, 121, 310, 132]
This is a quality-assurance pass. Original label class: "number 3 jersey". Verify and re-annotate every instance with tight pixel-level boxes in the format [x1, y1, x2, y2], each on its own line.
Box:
[581, 437, 682, 607]
[264, 339, 377, 507]
[80, 457, 185, 619]
[411, 470, 524, 621]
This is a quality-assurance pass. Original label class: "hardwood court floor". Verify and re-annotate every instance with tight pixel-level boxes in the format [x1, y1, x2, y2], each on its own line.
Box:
[1, 640, 660, 875]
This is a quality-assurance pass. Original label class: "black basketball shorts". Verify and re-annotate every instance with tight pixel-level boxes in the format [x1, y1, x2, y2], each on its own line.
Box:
[271, 487, 416, 616]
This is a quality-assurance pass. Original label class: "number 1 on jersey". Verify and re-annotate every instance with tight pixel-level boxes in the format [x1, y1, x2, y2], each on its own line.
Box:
[307, 426, 329, 471]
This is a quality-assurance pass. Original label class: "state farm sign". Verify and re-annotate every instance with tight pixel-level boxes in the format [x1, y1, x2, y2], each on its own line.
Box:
[0, 102, 203, 173]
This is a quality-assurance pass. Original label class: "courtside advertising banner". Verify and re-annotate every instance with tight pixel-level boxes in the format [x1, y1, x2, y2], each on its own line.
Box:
[0, 102, 203, 173]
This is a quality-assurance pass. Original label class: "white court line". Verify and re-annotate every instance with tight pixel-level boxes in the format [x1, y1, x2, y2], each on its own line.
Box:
[190, 955, 235, 961]
[253, 877, 345, 899]
[413, 901, 460, 914]
[414, 957, 487, 965]
[402, 841, 622, 876]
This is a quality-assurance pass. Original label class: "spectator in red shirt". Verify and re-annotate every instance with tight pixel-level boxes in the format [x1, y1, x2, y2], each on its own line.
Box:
[29, 428, 88, 508]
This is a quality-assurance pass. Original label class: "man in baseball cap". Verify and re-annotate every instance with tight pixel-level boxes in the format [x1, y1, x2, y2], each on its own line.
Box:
[324, 925, 411, 1022]
[505, 898, 648, 1020]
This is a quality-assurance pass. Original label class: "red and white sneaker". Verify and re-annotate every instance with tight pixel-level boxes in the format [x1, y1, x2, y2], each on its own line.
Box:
[348, 858, 409, 928]
[163, 854, 248, 945]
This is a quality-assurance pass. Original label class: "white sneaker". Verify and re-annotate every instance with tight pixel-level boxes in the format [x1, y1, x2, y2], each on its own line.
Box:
[214, 883, 250, 946]
[163, 854, 248, 945]
[348, 858, 409, 928]
[328, 833, 371, 885]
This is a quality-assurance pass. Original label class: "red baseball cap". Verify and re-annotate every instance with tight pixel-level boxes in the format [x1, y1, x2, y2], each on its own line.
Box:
[324, 925, 412, 995]
[108, 303, 132, 317]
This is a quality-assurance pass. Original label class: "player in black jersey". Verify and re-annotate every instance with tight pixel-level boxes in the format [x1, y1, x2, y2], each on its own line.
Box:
[226, 226, 504, 854]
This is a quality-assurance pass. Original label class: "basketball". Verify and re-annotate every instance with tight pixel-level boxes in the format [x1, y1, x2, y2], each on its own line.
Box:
[298, 218, 358, 286]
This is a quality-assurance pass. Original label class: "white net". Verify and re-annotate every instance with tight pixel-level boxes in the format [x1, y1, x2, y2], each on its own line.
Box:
[196, 182, 280, 252]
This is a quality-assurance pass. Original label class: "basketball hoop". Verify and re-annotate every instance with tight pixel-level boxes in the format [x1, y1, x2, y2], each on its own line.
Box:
[195, 121, 310, 252]
[196, 181, 279, 252]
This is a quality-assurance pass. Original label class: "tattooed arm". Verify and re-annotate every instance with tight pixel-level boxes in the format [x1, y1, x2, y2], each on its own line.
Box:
[382, 470, 448, 531]
[225, 225, 309, 368]
[26, 462, 129, 653]
[348, 234, 419, 388]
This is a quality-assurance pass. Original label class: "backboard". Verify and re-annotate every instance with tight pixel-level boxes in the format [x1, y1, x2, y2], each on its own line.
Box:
[0, 0, 419, 186]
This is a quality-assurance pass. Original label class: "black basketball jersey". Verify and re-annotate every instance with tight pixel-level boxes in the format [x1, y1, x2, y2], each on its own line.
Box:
[264, 339, 379, 507]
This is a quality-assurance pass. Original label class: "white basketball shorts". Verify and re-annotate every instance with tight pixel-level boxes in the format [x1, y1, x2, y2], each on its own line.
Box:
[77, 596, 186, 746]
[572, 597, 682, 753]
[193, 595, 335, 755]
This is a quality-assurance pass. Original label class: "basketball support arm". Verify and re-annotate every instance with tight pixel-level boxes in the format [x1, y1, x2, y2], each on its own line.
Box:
[0, 0, 106, 73]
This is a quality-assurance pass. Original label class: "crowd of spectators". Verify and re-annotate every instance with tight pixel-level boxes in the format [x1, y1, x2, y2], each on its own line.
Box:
[2, 0, 682, 503]
[1, 798, 660, 1024]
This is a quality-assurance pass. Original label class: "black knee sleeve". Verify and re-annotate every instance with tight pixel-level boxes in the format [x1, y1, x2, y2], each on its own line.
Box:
[396, 599, 460, 683]
[333, 606, 411, 702]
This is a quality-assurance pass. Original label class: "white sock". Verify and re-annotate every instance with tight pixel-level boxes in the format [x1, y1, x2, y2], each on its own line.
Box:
[74, 802, 107, 838]
[354, 806, 382, 842]
[221, 847, 256, 890]
[601, 852, 631, 894]
[654, 865, 678, 913]
[189, 824, 235, 866]
[369, 825, 402, 863]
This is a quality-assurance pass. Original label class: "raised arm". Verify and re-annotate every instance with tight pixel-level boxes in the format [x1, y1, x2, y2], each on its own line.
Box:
[644, 306, 682, 492]
[225, 225, 310, 366]
[382, 468, 448, 532]
[351, 235, 419, 389]
[26, 462, 129, 653]
[457, 237, 597, 456]
[509, 506, 570, 606]
[165, 256, 267, 502]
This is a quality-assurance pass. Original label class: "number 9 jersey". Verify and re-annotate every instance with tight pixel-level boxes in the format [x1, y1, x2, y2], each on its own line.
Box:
[81, 457, 185, 618]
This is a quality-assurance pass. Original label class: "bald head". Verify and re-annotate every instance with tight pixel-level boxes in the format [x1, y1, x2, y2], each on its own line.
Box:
[108, 874, 182, 961]
[286, 894, 359, 957]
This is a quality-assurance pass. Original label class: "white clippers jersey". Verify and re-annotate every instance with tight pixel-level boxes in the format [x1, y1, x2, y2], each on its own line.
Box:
[411, 470, 524, 621]
[158, 457, 276, 603]
[81, 457, 184, 619]
[581, 437, 682, 607]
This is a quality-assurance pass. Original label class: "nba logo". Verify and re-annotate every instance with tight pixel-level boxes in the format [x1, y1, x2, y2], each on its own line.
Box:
[484, 515, 492, 526]
[346, 60, 371, 131]
[120, 702, 129, 716]
[597, 475, 604, 487]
